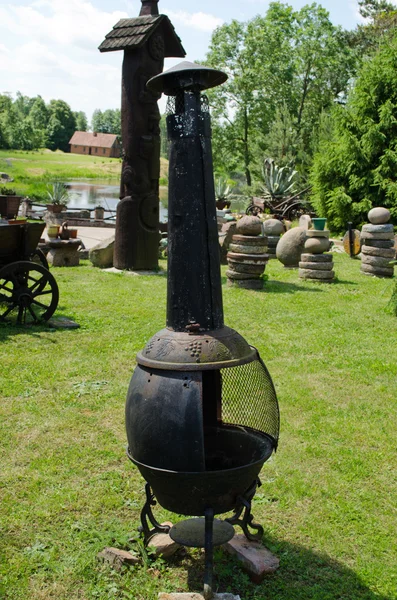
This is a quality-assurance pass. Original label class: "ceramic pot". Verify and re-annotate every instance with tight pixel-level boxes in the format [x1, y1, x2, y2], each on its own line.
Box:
[312, 218, 327, 231]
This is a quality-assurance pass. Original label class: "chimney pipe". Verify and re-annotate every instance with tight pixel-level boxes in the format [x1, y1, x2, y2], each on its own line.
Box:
[140, 0, 159, 16]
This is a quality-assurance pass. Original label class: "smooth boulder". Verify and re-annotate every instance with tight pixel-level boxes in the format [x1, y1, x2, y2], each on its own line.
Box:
[276, 227, 307, 267]
[368, 207, 391, 225]
[89, 234, 115, 268]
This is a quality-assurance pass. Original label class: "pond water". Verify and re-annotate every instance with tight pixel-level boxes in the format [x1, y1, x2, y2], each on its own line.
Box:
[66, 180, 169, 222]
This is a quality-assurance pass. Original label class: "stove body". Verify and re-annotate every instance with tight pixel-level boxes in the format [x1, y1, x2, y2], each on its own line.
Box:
[125, 62, 280, 598]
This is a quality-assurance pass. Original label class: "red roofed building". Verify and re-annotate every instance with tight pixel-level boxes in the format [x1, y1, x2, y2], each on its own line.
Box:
[69, 131, 122, 158]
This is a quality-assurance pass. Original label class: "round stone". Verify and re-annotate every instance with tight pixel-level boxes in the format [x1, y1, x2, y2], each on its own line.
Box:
[361, 254, 394, 268]
[262, 218, 285, 235]
[299, 268, 335, 280]
[276, 227, 307, 267]
[226, 260, 266, 274]
[227, 252, 267, 265]
[363, 238, 395, 249]
[232, 234, 267, 246]
[360, 231, 394, 240]
[298, 261, 333, 271]
[306, 229, 330, 238]
[300, 253, 333, 263]
[361, 245, 395, 258]
[229, 243, 268, 255]
[235, 216, 262, 236]
[227, 278, 264, 289]
[362, 223, 394, 233]
[360, 263, 394, 277]
[368, 207, 391, 225]
[226, 269, 262, 280]
[304, 237, 330, 254]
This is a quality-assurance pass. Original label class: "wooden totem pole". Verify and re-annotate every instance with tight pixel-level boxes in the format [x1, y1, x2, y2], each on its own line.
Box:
[99, 0, 185, 270]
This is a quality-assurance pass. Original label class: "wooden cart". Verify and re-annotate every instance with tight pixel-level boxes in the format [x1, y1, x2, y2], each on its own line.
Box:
[0, 222, 59, 325]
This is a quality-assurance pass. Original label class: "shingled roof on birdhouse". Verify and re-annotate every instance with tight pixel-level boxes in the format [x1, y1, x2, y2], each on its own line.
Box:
[98, 14, 185, 57]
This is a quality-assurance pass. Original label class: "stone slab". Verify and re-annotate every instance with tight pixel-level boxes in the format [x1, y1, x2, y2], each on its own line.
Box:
[362, 223, 394, 233]
[298, 261, 333, 271]
[104, 267, 166, 276]
[363, 238, 395, 248]
[97, 547, 140, 571]
[299, 268, 335, 280]
[48, 317, 80, 329]
[227, 278, 264, 289]
[158, 594, 241, 600]
[223, 534, 279, 583]
[360, 231, 394, 240]
[306, 229, 330, 238]
[362, 245, 395, 258]
[229, 243, 268, 255]
[361, 263, 394, 277]
[361, 254, 394, 268]
[301, 252, 333, 262]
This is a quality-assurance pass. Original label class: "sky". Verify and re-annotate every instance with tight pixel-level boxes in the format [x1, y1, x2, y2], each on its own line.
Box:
[0, 0, 380, 123]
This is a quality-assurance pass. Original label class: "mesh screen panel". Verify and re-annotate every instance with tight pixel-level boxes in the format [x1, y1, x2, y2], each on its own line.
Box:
[220, 358, 280, 447]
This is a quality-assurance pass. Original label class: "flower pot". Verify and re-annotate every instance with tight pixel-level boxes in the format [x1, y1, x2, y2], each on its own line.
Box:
[312, 218, 327, 231]
[47, 204, 66, 214]
[0, 195, 22, 219]
[47, 225, 59, 239]
[69, 228, 78, 239]
[94, 207, 105, 220]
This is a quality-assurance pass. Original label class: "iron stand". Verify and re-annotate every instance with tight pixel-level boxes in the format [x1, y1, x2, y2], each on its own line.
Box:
[139, 483, 171, 543]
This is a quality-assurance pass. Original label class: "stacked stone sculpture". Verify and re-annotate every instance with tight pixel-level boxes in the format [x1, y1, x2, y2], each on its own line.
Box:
[227, 216, 268, 289]
[360, 207, 395, 278]
[262, 219, 284, 259]
[299, 229, 334, 281]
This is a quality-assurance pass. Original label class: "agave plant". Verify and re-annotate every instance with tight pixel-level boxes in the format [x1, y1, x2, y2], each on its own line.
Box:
[47, 181, 69, 205]
[214, 176, 234, 209]
[262, 158, 298, 200]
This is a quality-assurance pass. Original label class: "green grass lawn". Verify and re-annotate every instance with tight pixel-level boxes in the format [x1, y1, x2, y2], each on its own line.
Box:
[0, 150, 169, 201]
[0, 255, 396, 600]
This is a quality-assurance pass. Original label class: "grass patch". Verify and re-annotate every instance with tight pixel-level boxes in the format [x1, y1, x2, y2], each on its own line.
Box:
[0, 150, 169, 201]
[0, 255, 396, 599]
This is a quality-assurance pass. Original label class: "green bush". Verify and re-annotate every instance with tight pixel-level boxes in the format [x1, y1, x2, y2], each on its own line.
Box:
[310, 33, 397, 230]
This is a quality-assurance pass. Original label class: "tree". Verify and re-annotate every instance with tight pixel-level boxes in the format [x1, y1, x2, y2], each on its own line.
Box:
[204, 2, 357, 186]
[74, 111, 88, 132]
[91, 109, 104, 133]
[310, 33, 397, 230]
[348, 0, 397, 56]
[91, 108, 120, 135]
[46, 100, 76, 152]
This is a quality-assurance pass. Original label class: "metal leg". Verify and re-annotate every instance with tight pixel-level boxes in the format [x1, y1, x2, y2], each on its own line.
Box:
[203, 507, 214, 600]
[139, 483, 171, 544]
[225, 479, 264, 542]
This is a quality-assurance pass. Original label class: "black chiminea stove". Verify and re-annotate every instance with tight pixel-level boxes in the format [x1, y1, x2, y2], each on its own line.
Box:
[125, 61, 280, 599]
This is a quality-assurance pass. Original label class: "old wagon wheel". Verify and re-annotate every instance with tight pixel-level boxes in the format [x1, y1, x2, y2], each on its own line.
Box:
[0, 261, 59, 325]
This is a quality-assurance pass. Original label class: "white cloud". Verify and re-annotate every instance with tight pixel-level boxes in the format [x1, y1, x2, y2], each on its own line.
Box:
[165, 9, 223, 32]
[0, 0, 127, 49]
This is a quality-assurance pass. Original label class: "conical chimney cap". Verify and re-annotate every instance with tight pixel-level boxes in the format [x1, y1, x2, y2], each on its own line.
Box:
[147, 61, 227, 95]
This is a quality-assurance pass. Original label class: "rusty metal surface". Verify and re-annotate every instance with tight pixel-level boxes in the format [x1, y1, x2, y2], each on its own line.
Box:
[136, 326, 257, 370]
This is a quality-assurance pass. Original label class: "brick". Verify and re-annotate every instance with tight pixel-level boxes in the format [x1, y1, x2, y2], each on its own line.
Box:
[223, 534, 279, 583]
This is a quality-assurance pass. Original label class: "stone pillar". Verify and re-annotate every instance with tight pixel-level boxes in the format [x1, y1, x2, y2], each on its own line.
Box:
[299, 229, 334, 281]
[226, 216, 268, 290]
[360, 208, 395, 278]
